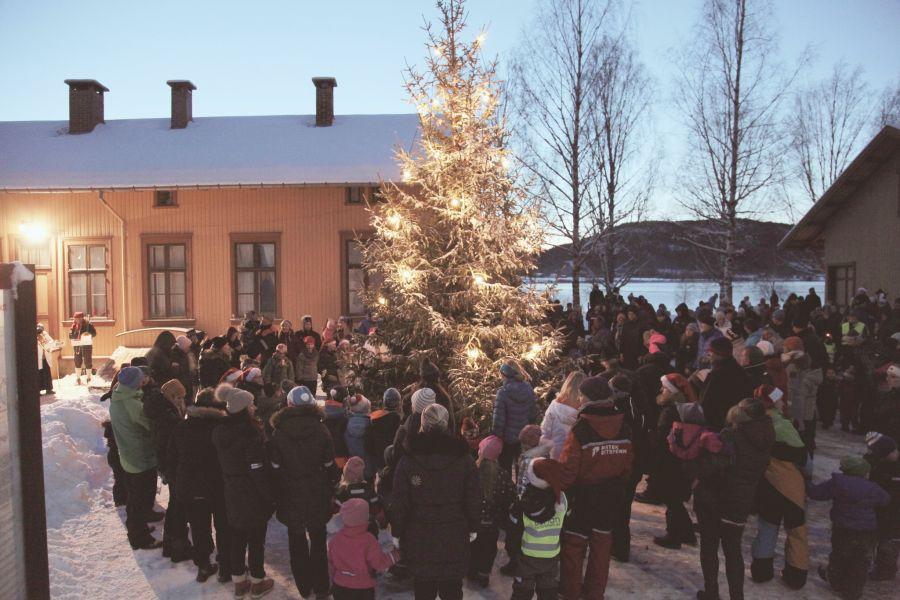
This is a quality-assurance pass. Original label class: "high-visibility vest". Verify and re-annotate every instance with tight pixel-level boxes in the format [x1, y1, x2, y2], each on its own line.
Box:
[841, 321, 865, 341]
[521, 494, 567, 559]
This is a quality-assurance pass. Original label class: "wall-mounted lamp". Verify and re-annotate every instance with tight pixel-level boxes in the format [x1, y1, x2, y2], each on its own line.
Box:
[18, 222, 48, 243]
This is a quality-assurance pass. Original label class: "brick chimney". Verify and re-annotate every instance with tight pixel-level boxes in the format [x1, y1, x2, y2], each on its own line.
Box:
[166, 80, 196, 129]
[311, 77, 337, 127]
[64, 79, 108, 134]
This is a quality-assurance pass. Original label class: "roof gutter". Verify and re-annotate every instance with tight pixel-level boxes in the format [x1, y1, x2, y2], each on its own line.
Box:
[0, 181, 392, 194]
[97, 191, 128, 329]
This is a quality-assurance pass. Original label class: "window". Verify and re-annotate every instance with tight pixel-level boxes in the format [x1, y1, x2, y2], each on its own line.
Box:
[827, 263, 856, 309]
[154, 190, 178, 207]
[232, 234, 279, 316]
[346, 186, 381, 204]
[65, 239, 110, 318]
[342, 232, 381, 316]
[15, 237, 51, 269]
[145, 237, 192, 318]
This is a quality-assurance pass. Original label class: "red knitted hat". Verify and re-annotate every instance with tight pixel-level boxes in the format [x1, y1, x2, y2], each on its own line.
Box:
[660, 373, 697, 403]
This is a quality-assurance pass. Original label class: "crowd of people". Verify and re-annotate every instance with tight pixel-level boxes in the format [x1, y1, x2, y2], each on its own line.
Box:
[86, 285, 899, 600]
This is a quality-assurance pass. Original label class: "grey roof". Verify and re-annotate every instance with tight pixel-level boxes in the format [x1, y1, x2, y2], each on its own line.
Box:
[779, 124, 900, 249]
[0, 113, 419, 191]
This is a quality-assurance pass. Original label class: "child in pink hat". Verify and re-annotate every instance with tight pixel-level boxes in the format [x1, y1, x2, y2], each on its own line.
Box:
[328, 499, 399, 599]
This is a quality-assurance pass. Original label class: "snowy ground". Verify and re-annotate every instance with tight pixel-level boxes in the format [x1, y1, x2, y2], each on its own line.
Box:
[42, 375, 889, 599]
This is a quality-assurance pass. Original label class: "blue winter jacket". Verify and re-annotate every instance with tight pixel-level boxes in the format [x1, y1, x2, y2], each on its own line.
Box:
[345, 413, 373, 476]
[808, 472, 890, 531]
[492, 379, 537, 444]
[695, 327, 725, 368]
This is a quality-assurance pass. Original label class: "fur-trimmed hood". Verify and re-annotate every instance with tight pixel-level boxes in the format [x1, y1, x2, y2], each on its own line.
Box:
[186, 405, 227, 420]
[408, 430, 470, 469]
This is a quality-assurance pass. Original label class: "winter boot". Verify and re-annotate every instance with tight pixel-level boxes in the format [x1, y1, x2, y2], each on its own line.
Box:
[560, 532, 589, 600]
[134, 537, 163, 551]
[750, 557, 774, 583]
[168, 538, 193, 563]
[653, 534, 683, 550]
[249, 576, 274, 598]
[197, 562, 219, 583]
[583, 530, 613, 600]
[781, 565, 807, 589]
[233, 573, 250, 599]
[217, 569, 232, 584]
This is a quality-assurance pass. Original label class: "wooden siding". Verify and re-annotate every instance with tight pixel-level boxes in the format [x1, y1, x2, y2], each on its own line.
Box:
[822, 149, 900, 296]
[0, 186, 372, 371]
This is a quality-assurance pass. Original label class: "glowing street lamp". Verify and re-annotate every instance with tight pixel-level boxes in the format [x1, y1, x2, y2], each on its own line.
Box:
[19, 222, 48, 243]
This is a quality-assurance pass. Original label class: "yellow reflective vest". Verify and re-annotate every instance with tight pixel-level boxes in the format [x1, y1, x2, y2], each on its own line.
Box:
[522, 494, 568, 559]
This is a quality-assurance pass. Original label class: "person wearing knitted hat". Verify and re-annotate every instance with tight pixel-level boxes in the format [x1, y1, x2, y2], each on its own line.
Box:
[328, 498, 400, 599]
[692, 396, 773, 600]
[749, 384, 810, 588]
[651, 372, 700, 550]
[391, 390, 479, 600]
[493, 359, 537, 470]
[199, 337, 232, 388]
[701, 334, 753, 431]
[345, 393, 374, 478]
[809, 454, 890, 598]
[268, 382, 335, 598]
[367, 389, 403, 474]
[109, 366, 162, 550]
[469, 434, 515, 587]
[334, 455, 383, 538]
[864, 432, 900, 581]
[528, 375, 634, 600]
[391, 387, 437, 459]
[262, 342, 294, 391]
[695, 313, 725, 369]
[210, 383, 276, 597]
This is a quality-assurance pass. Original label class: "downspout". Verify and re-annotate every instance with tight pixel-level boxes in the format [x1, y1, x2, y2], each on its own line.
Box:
[97, 191, 128, 329]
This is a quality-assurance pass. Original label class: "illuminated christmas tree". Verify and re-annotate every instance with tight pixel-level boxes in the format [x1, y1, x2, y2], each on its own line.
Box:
[361, 0, 559, 419]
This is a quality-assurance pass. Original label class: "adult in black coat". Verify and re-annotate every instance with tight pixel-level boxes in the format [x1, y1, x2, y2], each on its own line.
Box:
[146, 331, 177, 386]
[694, 398, 774, 600]
[211, 385, 275, 590]
[391, 405, 480, 599]
[166, 392, 230, 581]
[199, 340, 232, 388]
[619, 309, 646, 370]
[171, 341, 194, 402]
[269, 399, 336, 598]
[701, 338, 753, 431]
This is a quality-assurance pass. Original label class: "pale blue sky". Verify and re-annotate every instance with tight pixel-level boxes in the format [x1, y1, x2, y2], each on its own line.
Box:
[1, 0, 898, 219]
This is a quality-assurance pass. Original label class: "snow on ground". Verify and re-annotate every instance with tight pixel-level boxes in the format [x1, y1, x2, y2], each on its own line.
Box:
[43, 376, 889, 599]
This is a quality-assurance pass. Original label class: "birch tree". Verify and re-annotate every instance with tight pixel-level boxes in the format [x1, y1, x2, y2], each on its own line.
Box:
[675, 0, 798, 305]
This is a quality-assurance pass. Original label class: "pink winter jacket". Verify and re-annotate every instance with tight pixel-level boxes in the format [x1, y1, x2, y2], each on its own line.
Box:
[667, 422, 723, 461]
[327, 524, 398, 589]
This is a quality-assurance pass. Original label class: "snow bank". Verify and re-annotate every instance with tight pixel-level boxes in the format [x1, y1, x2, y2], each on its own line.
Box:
[41, 375, 110, 528]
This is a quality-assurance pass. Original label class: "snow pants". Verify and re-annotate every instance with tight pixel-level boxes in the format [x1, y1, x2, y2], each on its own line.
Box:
[696, 503, 745, 600]
[106, 440, 128, 505]
[840, 387, 860, 430]
[612, 474, 640, 560]
[825, 527, 876, 600]
[511, 554, 558, 600]
[187, 496, 230, 572]
[469, 524, 499, 577]
[163, 489, 190, 558]
[230, 522, 268, 580]
[560, 531, 612, 600]
[873, 537, 899, 579]
[287, 525, 329, 597]
[751, 478, 808, 587]
[124, 468, 157, 549]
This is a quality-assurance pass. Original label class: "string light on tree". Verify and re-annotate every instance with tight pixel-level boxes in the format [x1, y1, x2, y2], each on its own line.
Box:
[359, 0, 560, 421]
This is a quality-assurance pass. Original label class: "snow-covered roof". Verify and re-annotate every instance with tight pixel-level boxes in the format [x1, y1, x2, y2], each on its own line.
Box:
[0, 113, 420, 191]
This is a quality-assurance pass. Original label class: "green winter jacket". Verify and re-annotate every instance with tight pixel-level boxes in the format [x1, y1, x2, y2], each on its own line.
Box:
[109, 385, 157, 474]
[263, 355, 295, 388]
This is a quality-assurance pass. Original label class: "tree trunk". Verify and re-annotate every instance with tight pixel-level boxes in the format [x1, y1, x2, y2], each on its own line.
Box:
[721, 218, 736, 305]
[603, 231, 615, 293]
[571, 262, 582, 309]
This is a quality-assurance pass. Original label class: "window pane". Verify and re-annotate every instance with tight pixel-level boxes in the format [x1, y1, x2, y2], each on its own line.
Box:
[259, 271, 276, 314]
[92, 292, 108, 317]
[151, 272, 166, 296]
[69, 245, 86, 269]
[170, 294, 186, 317]
[258, 243, 275, 268]
[236, 243, 254, 268]
[348, 268, 365, 315]
[70, 274, 87, 315]
[89, 246, 105, 269]
[237, 271, 254, 295]
[90, 273, 107, 316]
[169, 272, 185, 295]
[149, 245, 165, 269]
[237, 294, 255, 315]
[168, 244, 185, 269]
[348, 241, 363, 265]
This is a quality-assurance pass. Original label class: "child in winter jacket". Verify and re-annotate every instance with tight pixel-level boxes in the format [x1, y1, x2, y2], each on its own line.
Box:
[667, 402, 724, 462]
[262, 343, 294, 390]
[366, 388, 402, 473]
[865, 432, 900, 581]
[345, 394, 374, 477]
[469, 435, 515, 587]
[510, 466, 567, 600]
[808, 455, 891, 599]
[328, 498, 399, 600]
[335, 456, 384, 536]
[539, 371, 585, 460]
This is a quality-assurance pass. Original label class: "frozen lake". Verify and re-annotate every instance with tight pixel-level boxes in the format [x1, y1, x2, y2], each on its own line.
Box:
[533, 278, 825, 310]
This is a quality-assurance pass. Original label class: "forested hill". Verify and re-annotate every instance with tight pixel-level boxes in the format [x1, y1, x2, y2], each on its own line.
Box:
[536, 219, 822, 280]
